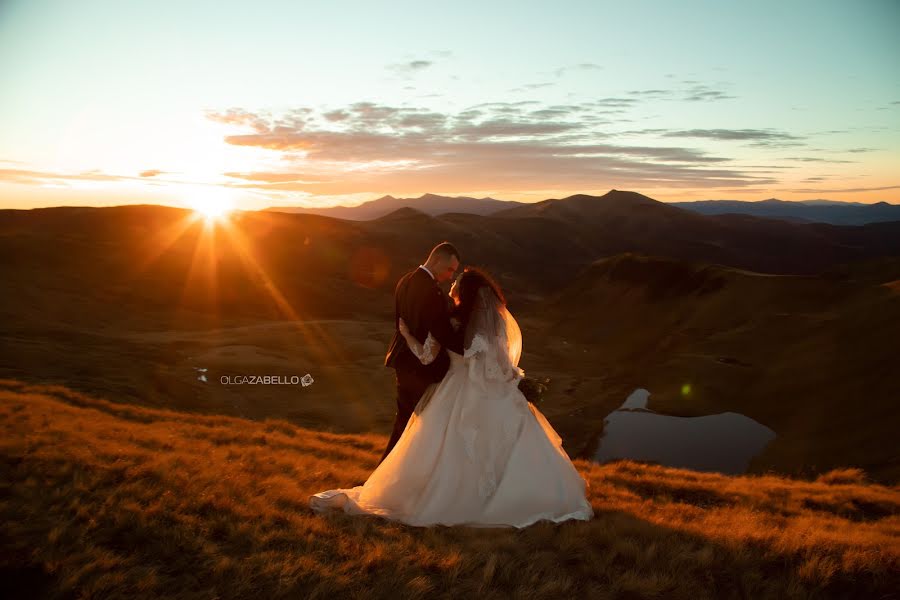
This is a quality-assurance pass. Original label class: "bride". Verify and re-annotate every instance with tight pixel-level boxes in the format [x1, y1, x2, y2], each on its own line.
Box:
[308, 267, 593, 528]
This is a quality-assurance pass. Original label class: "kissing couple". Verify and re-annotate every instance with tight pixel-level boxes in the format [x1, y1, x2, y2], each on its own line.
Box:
[310, 242, 593, 528]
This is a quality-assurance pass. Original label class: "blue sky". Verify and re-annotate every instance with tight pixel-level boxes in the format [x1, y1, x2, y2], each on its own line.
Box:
[0, 0, 897, 211]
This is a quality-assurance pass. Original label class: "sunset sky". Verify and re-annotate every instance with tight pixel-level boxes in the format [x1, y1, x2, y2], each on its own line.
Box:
[1, 0, 898, 212]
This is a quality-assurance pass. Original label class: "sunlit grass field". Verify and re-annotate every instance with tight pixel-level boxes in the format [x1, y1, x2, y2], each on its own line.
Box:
[2, 378, 897, 599]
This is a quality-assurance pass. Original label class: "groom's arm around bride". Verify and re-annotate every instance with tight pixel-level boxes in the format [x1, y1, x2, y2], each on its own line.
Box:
[384, 243, 464, 382]
[379, 242, 464, 464]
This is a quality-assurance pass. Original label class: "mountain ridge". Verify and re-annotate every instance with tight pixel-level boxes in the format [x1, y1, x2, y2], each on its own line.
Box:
[264, 192, 526, 220]
[672, 197, 900, 225]
[261, 189, 899, 225]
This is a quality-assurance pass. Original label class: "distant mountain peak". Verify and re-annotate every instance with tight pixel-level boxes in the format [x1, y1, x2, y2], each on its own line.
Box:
[559, 189, 663, 207]
[601, 189, 659, 202]
[376, 206, 430, 220]
[492, 189, 683, 220]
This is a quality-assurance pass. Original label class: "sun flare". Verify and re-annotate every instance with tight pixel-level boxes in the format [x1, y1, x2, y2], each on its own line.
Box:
[186, 186, 235, 222]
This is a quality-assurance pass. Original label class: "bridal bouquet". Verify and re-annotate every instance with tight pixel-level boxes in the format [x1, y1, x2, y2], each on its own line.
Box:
[518, 375, 550, 404]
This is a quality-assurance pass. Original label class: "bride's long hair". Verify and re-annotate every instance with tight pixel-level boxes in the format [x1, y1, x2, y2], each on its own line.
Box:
[452, 266, 506, 330]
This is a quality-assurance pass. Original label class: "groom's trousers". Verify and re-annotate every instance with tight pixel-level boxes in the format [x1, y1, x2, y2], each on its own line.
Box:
[378, 375, 430, 465]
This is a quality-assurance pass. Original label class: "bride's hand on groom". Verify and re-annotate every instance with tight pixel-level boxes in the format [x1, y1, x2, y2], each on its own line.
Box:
[398, 317, 410, 336]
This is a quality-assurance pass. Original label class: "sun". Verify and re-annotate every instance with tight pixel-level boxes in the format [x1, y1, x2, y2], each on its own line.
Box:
[186, 186, 236, 222]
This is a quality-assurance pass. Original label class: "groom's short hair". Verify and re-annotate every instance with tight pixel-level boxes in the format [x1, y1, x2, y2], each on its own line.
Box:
[427, 241, 461, 263]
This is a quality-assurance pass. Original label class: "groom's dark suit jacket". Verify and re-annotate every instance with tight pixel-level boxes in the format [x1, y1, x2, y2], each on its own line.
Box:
[385, 266, 464, 391]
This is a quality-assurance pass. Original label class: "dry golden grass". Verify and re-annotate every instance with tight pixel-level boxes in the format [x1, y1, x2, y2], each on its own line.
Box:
[1, 378, 897, 599]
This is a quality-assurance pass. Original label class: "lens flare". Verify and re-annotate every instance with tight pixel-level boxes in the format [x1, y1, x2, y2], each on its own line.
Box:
[186, 185, 235, 222]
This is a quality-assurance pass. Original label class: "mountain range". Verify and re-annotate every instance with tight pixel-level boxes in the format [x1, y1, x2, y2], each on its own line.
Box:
[266, 192, 900, 225]
[670, 198, 900, 225]
[265, 193, 526, 220]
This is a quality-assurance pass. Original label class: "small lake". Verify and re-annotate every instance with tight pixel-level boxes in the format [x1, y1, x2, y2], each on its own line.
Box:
[594, 388, 776, 475]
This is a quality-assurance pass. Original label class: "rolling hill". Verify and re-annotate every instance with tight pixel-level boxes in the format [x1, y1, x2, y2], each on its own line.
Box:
[1, 379, 897, 599]
[536, 253, 900, 480]
[491, 190, 900, 275]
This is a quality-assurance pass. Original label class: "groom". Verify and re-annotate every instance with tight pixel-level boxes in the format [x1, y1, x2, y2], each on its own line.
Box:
[379, 241, 465, 465]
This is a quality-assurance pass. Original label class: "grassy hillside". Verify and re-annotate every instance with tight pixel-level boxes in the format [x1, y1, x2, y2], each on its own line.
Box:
[2, 379, 897, 599]
[541, 252, 900, 481]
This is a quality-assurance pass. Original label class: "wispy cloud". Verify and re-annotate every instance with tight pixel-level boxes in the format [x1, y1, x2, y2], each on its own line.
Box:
[224, 171, 326, 186]
[782, 184, 900, 194]
[683, 87, 735, 102]
[508, 82, 554, 93]
[204, 108, 275, 132]
[0, 168, 134, 185]
[550, 63, 604, 78]
[386, 59, 434, 76]
[786, 157, 856, 163]
[626, 89, 670, 98]
[619, 83, 737, 103]
[0, 167, 197, 190]
[677, 80, 738, 102]
[660, 128, 804, 143]
[452, 118, 581, 139]
[205, 101, 781, 195]
[620, 127, 807, 149]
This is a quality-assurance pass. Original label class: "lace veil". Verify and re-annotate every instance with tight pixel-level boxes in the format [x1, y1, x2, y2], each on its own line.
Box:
[463, 286, 525, 383]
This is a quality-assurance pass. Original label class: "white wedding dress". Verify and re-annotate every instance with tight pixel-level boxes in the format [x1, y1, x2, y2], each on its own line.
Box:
[308, 287, 593, 528]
